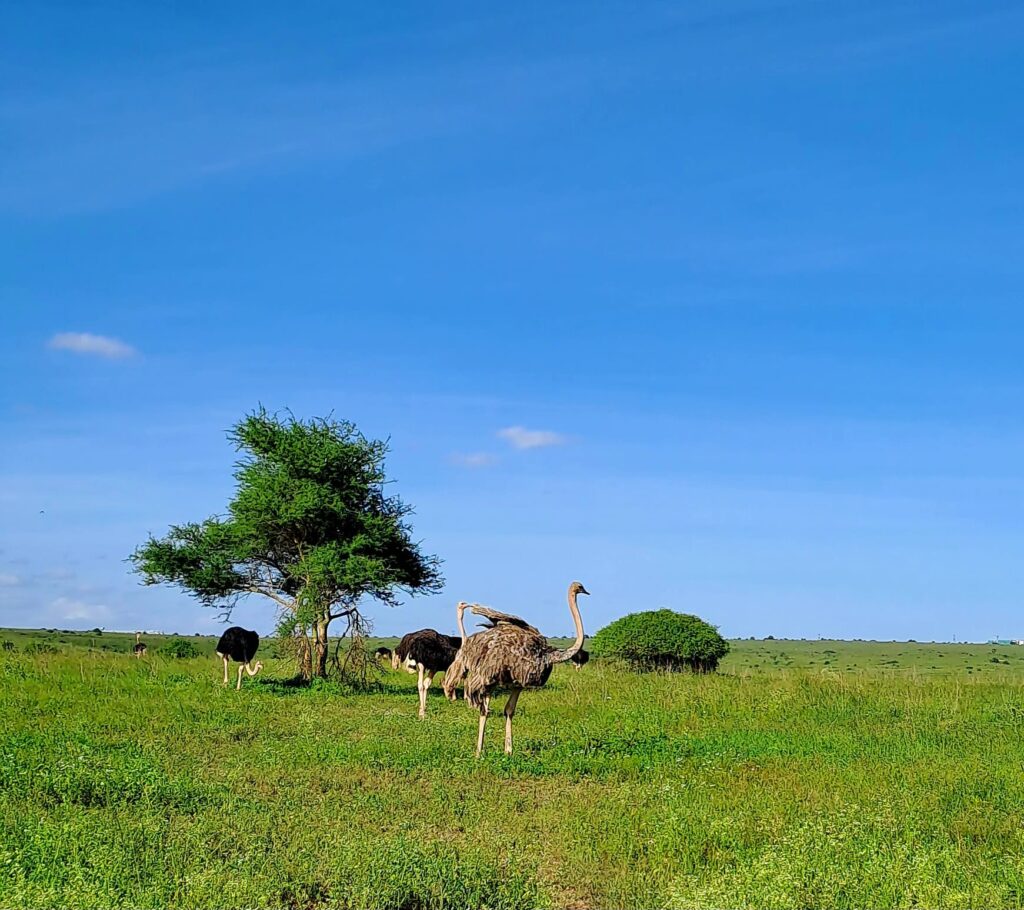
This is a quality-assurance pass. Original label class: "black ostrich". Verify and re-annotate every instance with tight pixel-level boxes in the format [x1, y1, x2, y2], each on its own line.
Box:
[570, 648, 590, 671]
[215, 626, 263, 690]
[374, 646, 393, 662]
[392, 627, 462, 717]
[133, 632, 147, 658]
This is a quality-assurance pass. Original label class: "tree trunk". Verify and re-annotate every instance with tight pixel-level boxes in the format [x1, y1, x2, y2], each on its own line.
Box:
[298, 634, 312, 681]
[313, 616, 330, 679]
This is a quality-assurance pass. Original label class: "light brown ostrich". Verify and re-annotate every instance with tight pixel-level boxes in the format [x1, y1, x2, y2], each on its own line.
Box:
[133, 632, 147, 658]
[443, 582, 588, 757]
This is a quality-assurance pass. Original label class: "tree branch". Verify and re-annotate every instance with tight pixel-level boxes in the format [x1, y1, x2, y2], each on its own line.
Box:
[328, 606, 358, 622]
[244, 586, 293, 609]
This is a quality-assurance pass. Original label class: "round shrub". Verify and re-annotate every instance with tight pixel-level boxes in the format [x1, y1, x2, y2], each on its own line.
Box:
[157, 638, 200, 659]
[24, 642, 58, 655]
[590, 609, 729, 672]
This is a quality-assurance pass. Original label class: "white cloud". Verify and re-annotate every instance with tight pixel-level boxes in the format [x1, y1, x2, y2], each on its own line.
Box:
[449, 452, 498, 468]
[47, 332, 137, 359]
[51, 596, 111, 622]
[497, 426, 568, 450]
[0, 573, 20, 586]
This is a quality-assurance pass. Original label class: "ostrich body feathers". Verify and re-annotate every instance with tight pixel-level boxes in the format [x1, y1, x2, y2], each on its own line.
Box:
[216, 627, 260, 664]
[393, 629, 461, 672]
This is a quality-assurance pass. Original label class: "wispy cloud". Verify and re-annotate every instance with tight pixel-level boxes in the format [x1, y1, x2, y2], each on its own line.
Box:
[50, 596, 111, 621]
[0, 573, 20, 587]
[497, 426, 568, 450]
[47, 332, 137, 359]
[449, 452, 499, 468]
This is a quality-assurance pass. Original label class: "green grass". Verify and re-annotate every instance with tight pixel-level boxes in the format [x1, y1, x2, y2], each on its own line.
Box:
[2, 634, 1024, 908]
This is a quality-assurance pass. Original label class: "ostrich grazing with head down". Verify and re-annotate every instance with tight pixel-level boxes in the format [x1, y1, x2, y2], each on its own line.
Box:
[133, 632, 147, 658]
[374, 646, 393, 662]
[443, 582, 588, 757]
[392, 618, 465, 717]
[215, 626, 263, 690]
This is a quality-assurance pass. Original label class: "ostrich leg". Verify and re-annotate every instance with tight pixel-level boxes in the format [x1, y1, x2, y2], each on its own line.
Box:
[476, 696, 491, 758]
[222, 656, 229, 685]
[236, 663, 245, 690]
[422, 671, 435, 716]
[504, 688, 522, 755]
[417, 665, 426, 718]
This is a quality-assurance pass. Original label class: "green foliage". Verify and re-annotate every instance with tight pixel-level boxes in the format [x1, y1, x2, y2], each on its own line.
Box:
[22, 642, 57, 656]
[129, 408, 443, 676]
[1, 641, 14, 652]
[591, 609, 729, 672]
[157, 638, 201, 659]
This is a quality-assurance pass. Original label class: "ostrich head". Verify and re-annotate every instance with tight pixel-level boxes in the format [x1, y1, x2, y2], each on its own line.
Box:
[456, 601, 469, 616]
[570, 581, 590, 596]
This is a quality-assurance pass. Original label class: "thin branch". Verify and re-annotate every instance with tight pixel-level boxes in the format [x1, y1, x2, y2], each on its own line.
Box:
[244, 586, 293, 609]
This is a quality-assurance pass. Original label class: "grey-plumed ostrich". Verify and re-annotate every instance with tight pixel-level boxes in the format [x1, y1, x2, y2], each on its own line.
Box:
[392, 619, 465, 717]
[570, 648, 590, 671]
[216, 626, 263, 690]
[443, 582, 588, 757]
[133, 632, 147, 658]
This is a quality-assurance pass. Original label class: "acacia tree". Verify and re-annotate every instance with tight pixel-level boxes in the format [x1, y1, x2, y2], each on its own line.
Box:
[130, 408, 443, 679]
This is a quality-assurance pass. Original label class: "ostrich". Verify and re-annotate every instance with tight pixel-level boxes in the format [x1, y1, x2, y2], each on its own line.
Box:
[374, 646, 393, 662]
[392, 616, 465, 717]
[132, 632, 147, 658]
[215, 626, 264, 690]
[443, 581, 588, 757]
[570, 648, 590, 671]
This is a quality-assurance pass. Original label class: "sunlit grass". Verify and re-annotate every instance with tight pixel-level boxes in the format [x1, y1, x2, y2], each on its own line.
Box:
[2, 639, 1024, 908]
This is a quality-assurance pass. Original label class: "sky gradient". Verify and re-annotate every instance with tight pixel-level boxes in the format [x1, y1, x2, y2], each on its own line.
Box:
[3, 1, 1023, 642]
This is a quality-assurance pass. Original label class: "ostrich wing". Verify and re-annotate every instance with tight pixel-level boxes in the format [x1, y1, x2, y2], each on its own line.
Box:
[469, 604, 540, 635]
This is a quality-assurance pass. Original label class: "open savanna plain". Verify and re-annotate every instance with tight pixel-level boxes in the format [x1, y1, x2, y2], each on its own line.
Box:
[2, 633, 1024, 909]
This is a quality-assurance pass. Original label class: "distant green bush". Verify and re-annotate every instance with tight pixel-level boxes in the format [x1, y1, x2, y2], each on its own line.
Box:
[157, 639, 200, 659]
[24, 642, 58, 656]
[1, 640, 14, 652]
[591, 609, 729, 672]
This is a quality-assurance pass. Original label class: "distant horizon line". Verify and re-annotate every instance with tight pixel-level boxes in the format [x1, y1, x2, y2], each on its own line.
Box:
[0, 625, 1007, 647]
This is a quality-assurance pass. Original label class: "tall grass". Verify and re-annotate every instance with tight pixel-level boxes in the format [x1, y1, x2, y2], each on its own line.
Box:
[2, 645, 1024, 908]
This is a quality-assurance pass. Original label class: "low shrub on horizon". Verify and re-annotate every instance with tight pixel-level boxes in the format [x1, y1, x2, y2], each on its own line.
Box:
[591, 609, 729, 672]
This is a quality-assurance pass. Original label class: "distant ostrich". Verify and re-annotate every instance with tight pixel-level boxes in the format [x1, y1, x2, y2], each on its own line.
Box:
[392, 617, 465, 717]
[443, 582, 588, 756]
[215, 626, 263, 690]
[133, 632, 147, 658]
[374, 646, 393, 662]
[570, 648, 590, 671]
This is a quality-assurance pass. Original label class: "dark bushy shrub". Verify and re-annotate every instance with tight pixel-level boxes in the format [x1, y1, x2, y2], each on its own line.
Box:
[157, 638, 200, 659]
[25, 642, 58, 655]
[590, 609, 729, 672]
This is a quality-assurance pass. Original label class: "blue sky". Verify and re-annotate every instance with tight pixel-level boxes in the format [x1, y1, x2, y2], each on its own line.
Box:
[2, 1, 1023, 642]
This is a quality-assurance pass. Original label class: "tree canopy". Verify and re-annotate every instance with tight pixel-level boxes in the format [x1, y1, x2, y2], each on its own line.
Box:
[130, 408, 443, 678]
[590, 609, 729, 672]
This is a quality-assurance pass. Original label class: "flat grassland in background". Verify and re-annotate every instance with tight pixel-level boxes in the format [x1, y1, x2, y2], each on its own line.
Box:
[2, 631, 1023, 909]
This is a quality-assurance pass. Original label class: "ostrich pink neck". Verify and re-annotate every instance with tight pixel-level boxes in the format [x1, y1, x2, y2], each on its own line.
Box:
[457, 605, 468, 645]
[549, 585, 585, 664]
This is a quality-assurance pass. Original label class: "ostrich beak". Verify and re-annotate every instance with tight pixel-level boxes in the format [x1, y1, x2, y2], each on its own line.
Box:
[578, 585, 590, 595]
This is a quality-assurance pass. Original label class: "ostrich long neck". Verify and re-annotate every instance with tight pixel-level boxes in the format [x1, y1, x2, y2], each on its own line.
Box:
[244, 663, 261, 677]
[456, 607, 468, 645]
[549, 587, 585, 664]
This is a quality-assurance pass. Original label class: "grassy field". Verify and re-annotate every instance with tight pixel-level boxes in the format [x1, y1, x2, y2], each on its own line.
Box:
[2, 632, 1024, 908]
